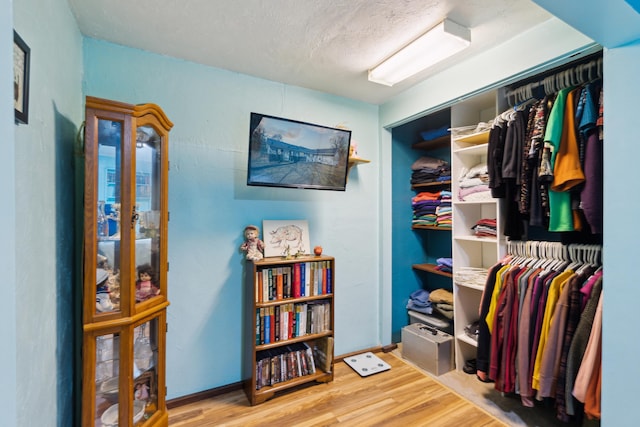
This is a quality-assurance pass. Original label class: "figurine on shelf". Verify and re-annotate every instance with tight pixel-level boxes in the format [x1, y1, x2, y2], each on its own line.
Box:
[135, 264, 159, 302]
[240, 225, 264, 261]
[96, 268, 114, 312]
[134, 382, 150, 401]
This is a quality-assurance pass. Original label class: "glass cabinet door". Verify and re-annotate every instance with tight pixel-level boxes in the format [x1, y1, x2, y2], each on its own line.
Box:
[96, 119, 123, 315]
[134, 126, 162, 304]
[94, 332, 121, 426]
[133, 318, 160, 425]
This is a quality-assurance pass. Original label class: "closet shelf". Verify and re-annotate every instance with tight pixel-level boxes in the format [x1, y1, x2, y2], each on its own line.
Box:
[454, 235, 498, 243]
[454, 280, 485, 291]
[255, 331, 333, 351]
[412, 263, 453, 278]
[412, 180, 452, 190]
[453, 200, 497, 206]
[412, 134, 450, 151]
[456, 333, 479, 348]
[453, 143, 489, 156]
[412, 225, 452, 231]
[453, 130, 490, 145]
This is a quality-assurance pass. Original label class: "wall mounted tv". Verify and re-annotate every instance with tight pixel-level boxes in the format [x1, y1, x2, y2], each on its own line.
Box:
[247, 113, 352, 191]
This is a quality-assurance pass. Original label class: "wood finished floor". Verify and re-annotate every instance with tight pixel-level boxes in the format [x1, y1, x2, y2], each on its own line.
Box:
[168, 351, 506, 427]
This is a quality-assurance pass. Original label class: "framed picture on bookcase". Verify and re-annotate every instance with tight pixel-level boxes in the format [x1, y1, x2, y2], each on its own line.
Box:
[262, 219, 311, 258]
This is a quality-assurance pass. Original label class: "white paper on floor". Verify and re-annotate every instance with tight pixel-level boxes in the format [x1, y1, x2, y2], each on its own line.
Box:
[343, 352, 391, 377]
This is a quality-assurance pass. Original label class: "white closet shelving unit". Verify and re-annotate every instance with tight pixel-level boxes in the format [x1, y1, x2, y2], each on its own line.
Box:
[450, 91, 506, 371]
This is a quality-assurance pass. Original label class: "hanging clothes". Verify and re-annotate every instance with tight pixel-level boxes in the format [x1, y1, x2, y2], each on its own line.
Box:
[481, 242, 602, 422]
[578, 85, 604, 234]
[543, 87, 576, 232]
[564, 277, 602, 417]
[573, 291, 603, 419]
[487, 82, 602, 239]
[476, 262, 504, 381]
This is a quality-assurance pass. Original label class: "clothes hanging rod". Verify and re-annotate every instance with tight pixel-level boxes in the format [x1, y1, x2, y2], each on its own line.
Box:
[505, 57, 603, 107]
[506, 240, 602, 265]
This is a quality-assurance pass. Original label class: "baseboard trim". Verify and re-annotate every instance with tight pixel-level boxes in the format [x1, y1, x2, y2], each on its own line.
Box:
[166, 381, 243, 409]
[167, 346, 390, 409]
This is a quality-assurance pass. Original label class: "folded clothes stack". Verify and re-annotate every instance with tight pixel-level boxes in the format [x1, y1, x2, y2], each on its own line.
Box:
[411, 190, 451, 227]
[411, 156, 451, 186]
[406, 289, 433, 315]
[472, 218, 497, 237]
[435, 257, 453, 273]
[458, 162, 492, 202]
[428, 288, 454, 320]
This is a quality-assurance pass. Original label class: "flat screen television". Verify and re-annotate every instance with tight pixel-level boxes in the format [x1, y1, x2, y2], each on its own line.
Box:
[247, 113, 352, 191]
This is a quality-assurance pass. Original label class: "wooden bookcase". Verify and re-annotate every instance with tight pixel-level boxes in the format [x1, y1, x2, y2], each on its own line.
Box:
[243, 255, 335, 405]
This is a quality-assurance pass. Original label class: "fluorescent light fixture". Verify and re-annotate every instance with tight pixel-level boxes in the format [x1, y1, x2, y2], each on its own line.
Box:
[368, 19, 471, 86]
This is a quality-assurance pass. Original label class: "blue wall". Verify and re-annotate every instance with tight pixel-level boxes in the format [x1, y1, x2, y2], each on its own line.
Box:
[10, 0, 84, 426]
[600, 44, 640, 427]
[82, 38, 381, 398]
[1, 0, 17, 424]
[390, 111, 452, 342]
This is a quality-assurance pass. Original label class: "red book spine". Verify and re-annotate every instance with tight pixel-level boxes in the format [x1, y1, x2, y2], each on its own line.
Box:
[289, 304, 294, 339]
[269, 306, 275, 343]
[322, 261, 327, 294]
[293, 263, 301, 298]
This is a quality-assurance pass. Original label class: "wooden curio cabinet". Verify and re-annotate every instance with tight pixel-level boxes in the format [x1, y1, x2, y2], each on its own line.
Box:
[82, 97, 173, 426]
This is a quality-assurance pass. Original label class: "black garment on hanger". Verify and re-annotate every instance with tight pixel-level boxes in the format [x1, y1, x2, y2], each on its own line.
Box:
[476, 262, 502, 377]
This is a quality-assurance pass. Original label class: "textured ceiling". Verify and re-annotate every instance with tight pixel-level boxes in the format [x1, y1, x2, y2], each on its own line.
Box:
[67, 0, 552, 105]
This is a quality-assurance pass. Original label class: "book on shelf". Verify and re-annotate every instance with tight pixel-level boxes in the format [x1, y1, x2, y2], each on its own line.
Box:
[322, 261, 328, 294]
[284, 266, 291, 298]
[263, 308, 270, 344]
[313, 336, 333, 373]
[256, 271, 262, 303]
[255, 308, 261, 345]
[282, 304, 288, 341]
[303, 262, 310, 296]
[269, 306, 275, 343]
[293, 263, 301, 298]
[274, 305, 281, 342]
[276, 267, 283, 300]
[304, 342, 316, 374]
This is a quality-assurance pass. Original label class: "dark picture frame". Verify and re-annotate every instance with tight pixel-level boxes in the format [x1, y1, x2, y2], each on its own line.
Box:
[247, 113, 352, 191]
[13, 30, 30, 125]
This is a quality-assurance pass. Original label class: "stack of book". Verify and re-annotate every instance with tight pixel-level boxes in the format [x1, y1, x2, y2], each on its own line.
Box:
[255, 261, 333, 303]
[255, 342, 316, 390]
[255, 301, 331, 345]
